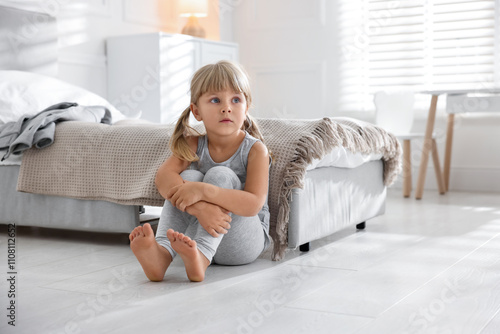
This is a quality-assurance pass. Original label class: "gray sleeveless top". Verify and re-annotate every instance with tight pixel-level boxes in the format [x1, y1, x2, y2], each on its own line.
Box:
[190, 132, 271, 248]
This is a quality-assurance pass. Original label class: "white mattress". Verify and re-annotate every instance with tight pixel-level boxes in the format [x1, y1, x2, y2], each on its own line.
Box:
[1, 147, 382, 169]
[306, 146, 382, 170]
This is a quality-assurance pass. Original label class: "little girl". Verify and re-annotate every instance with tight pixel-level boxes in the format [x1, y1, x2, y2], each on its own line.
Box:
[129, 60, 271, 282]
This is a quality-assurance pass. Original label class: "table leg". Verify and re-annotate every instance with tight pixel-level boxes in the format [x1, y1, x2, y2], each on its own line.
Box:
[415, 95, 438, 200]
[403, 139, 412, 198]
[432, 139, 446, 194]
[443, 113, 455, 191]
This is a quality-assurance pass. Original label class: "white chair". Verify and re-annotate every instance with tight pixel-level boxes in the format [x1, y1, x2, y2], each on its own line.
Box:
[374, 91, 446, 198]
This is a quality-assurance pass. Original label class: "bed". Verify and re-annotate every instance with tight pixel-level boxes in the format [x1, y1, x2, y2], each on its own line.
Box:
[0, 4, 143, 233]
[0, 5, 401, 260]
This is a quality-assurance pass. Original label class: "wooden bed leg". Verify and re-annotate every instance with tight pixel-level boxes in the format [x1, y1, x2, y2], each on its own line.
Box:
[356, 222, 366, 230]
[299, 243, 310, 252]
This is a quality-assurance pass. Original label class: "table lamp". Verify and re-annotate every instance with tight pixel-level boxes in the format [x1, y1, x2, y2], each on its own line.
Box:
[180, 0, 208, 38]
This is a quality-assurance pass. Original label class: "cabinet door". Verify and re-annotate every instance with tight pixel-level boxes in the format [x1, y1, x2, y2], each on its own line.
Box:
[200, 42, 238, 66]
[160, 36, 198, 124]
[107, 34, 162, 122]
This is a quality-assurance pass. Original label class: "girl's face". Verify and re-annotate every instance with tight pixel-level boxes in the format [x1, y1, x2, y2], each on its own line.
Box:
[191, 89, 248, 136]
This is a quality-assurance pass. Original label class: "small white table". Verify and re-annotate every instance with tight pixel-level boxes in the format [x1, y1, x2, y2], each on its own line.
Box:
[416, 88, 500, 199]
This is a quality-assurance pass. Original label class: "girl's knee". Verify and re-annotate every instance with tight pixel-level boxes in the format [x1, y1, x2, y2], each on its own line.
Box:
[203, 166, 240, 189]
[205, 166, 235, 178]
[180, 169, 204, 182]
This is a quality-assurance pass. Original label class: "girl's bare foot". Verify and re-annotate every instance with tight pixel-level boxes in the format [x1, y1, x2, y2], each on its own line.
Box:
[167, 229, 210, 282]
[130, 223, 172, 281]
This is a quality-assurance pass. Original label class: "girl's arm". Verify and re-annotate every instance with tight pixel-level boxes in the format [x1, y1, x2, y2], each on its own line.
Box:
[155, 136, 198, 198]
[169, 141, 270, 217]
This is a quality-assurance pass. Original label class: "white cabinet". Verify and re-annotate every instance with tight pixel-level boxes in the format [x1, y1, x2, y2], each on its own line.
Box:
[107, 33, 238, 124]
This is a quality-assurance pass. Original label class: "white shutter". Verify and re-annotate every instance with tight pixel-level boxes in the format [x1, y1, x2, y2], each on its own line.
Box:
[338, 0, 498, 113]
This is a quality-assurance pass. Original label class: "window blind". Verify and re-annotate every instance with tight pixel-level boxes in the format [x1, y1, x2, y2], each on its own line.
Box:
[338, 0, 498, 112]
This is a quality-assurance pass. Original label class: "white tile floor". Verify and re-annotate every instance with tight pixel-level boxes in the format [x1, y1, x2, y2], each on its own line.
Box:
[1, 189, 500, 334]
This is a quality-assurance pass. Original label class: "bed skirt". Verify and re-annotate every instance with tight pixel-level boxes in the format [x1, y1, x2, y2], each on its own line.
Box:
[0, 166, 140, 233]
[288, 160, 385, 248]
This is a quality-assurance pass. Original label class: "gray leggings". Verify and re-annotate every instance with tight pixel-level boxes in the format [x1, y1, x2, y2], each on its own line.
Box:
[155, 166, 266, 265]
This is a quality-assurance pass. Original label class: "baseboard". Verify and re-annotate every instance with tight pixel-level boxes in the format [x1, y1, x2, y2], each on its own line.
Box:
[391, 166, 500, 193]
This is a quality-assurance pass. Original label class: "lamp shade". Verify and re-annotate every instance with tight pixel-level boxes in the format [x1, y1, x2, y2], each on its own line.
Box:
[179, 0, 208, 17]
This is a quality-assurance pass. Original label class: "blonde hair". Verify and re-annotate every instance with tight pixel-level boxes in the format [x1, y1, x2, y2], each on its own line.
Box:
[170, 60, 267, 162]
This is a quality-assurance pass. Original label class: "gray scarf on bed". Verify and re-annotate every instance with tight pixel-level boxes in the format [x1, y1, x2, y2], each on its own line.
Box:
[0, 102, 111, 161]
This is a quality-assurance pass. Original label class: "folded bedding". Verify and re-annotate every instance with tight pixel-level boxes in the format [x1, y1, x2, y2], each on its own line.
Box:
[17, 116, 402, 259]
[0, 102, 111, 161]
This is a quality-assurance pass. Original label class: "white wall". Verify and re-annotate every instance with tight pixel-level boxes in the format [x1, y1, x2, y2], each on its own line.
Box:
[227, 0, 338, 120]
[53, 0, 221, 98]
[226, 0, 500, 193]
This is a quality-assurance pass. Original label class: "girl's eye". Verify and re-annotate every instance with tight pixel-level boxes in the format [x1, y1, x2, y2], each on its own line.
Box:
[210, 98, 220, 103]
[232, 97, 241, 103]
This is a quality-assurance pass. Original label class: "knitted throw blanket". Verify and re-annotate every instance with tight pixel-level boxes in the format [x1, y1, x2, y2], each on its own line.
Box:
[17, 117, 401, 260]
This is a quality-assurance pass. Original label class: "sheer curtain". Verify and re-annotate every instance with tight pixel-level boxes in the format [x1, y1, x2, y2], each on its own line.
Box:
[338, 0, 499, 112]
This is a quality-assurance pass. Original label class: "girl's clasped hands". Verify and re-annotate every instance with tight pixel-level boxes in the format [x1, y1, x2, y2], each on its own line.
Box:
[166, 180, 203, 212]
[166, 180, 232, 238]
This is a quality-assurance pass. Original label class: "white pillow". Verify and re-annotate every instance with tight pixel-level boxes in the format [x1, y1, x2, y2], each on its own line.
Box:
[0, 70, 127, 124]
